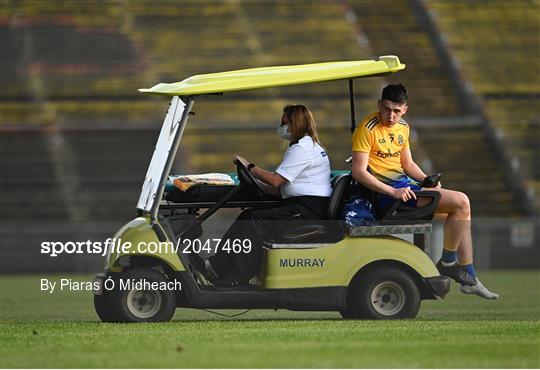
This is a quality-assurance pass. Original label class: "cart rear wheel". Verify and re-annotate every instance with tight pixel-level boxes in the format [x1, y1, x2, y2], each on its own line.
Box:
[341, 266, 421, 320]
[110, 268, 177, 322]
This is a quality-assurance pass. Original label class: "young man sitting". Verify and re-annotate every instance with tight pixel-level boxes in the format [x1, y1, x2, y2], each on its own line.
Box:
[350, 83, 499, 299]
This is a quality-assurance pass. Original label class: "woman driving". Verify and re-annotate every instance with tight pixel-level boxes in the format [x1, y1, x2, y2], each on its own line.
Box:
[203, 104, 332, 287]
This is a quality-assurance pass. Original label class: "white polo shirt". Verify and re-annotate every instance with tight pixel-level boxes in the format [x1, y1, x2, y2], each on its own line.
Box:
[275, 135, 332, 199]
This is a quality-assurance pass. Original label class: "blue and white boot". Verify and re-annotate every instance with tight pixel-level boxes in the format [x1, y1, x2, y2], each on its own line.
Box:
[460, 279, 500, 299]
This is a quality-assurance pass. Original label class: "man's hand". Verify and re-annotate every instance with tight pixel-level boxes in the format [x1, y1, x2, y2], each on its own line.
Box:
[392, 187, 417, 202]
[421, 173, 442, 188]
[233, 155, 250, 168]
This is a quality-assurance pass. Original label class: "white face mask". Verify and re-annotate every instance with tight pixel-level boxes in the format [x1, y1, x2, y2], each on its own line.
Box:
[277, 124, 292, 141]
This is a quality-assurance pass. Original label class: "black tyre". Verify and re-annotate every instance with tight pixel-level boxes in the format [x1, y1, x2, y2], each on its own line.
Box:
[94, 288, 121, 322]
[341, 266, 421, 320]
[110, 268, 177, 323]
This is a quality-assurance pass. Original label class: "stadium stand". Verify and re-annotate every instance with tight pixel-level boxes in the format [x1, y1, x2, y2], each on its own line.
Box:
[1, 0, 537, 272]
[0, 0, 158, 128]
[347, 0, 522, 216]
[61, 128, 160, 220]
[416, 124, 519, 216]
[0, 129, 69, 220]
[126, 0, 384, 173]
[427, 0, 540, 213]
[348, 0, 462, 117]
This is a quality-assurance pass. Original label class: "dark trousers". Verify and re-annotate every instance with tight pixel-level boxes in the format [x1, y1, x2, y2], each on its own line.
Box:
[209, 196, 328, 281]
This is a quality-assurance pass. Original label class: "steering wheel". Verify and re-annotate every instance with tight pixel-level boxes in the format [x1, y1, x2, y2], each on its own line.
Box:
[235, 159, 267, 199]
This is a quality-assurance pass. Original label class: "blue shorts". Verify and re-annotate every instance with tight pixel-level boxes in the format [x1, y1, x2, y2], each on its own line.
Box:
[379, 177, 422, 210]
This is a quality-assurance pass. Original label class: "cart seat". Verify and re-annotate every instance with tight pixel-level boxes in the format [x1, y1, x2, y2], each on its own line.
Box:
[276, 174, 349, 244]
[274, 173, 441, 245]
[350, 175, 441, 222]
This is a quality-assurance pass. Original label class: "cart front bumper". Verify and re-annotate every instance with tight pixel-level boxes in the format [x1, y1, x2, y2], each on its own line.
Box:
[92, 272, 110, 296]
[425, 275, 451, 298]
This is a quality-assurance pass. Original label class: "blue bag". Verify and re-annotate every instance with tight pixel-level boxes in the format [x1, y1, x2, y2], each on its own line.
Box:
[342, 197, 376, 227]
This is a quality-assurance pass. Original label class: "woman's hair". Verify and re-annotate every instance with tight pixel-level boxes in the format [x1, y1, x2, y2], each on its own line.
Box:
[282, 104, 322, 145]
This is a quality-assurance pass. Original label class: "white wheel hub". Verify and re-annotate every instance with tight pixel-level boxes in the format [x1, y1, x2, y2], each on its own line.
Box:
[126, 289, 162, 319]
[370, 281, 405, 316]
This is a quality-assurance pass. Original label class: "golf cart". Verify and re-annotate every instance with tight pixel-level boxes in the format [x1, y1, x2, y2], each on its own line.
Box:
[93, 56, 450, 322]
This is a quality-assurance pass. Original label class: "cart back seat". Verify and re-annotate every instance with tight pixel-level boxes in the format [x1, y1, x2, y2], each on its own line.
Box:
[275, 174, 440, 248]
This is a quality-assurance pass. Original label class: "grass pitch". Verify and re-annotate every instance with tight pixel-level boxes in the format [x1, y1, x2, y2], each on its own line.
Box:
[1, 270, 539, 368]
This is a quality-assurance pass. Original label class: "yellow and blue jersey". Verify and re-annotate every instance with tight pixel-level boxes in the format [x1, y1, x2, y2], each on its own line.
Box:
[352, 111, 419, 187]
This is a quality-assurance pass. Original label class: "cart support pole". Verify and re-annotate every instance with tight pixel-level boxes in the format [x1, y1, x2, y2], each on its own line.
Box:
[150, 97, 195, 224]
[348, 79, 356, 133]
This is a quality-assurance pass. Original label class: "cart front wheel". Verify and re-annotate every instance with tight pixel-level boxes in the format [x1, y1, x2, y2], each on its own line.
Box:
[111, 268, 177, 322]
[94, 288, 120, 322]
